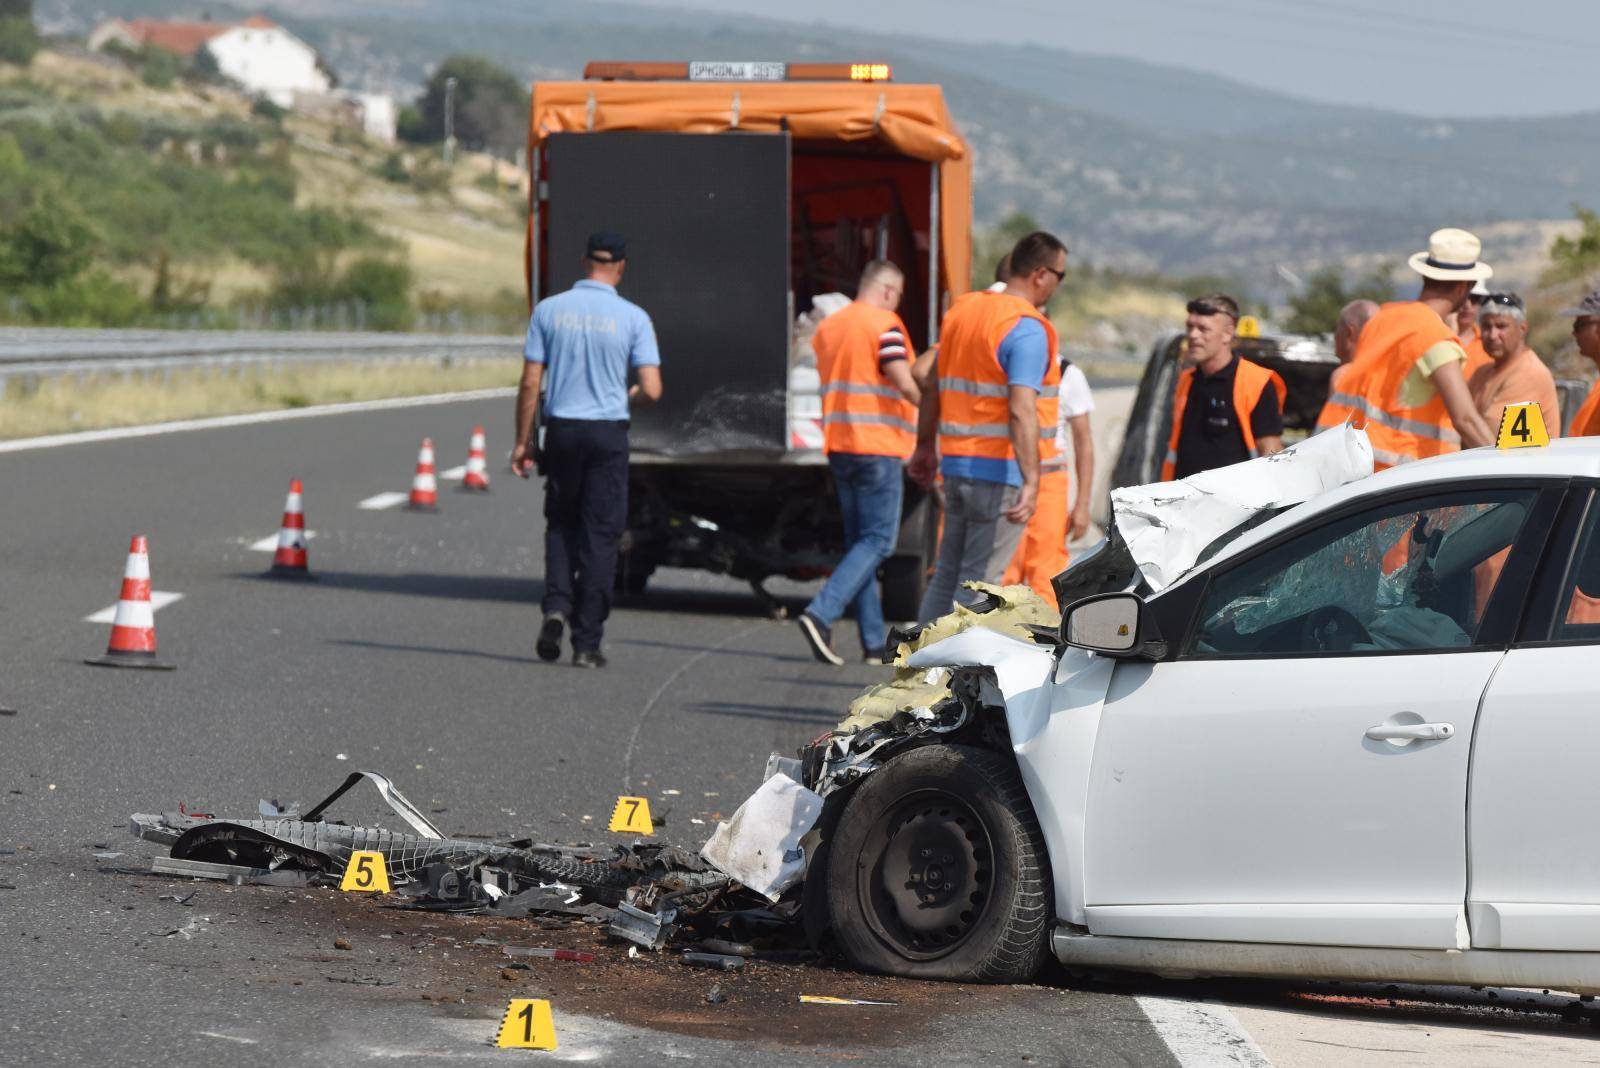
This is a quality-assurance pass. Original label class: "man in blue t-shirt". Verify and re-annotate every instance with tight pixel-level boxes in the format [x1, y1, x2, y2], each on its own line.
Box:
[513, 232, 662, 668]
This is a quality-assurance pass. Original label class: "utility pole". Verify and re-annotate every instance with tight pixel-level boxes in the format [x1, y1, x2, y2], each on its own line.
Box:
[443, 76, 458, 164]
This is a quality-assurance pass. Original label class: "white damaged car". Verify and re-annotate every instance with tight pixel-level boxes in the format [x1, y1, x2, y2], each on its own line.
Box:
[801, 428, 1600, 989]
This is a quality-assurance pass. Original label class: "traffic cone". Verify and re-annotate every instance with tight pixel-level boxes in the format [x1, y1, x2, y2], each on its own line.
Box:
[267, 478, 313, 579]
[460, 425, 490, 492]
[406, 437, 440, 512]
[85, 535, 175, 670]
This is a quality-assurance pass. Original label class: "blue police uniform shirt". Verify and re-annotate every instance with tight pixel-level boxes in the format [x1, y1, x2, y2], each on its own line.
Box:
[939, 317, 1050, 487]
[523, 280, 661, 421]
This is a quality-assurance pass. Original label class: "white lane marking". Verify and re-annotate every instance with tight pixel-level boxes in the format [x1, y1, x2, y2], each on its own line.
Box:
[1137, 996, 1274, 1067]
[0, 387, 516, 455]
[248, 531, 317, 552]
[85, 591, 184, 624]
[194, 1031, 258, 1045]
[439, 465, 467, 480]
[358, 492, 409, 511]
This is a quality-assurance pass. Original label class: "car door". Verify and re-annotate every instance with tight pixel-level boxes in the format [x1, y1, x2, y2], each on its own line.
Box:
[1469, 483, 1600, 950]
[1082, 482, 1555, 950]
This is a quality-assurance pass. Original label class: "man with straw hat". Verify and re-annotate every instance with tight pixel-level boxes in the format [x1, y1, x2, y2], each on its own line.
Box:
[1316, 227, 1497, 469]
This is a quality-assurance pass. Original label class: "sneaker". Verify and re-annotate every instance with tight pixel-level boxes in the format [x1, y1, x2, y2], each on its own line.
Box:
[572, 649, 607, 669]
[798, 613, 845, 666]
[536, 614, 565, 662]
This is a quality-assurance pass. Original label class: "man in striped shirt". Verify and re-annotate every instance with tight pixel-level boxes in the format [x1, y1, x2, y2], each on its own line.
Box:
[797, 260, 921, 665]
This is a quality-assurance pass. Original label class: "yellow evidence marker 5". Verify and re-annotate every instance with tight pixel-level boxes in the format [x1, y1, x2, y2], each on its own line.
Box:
[496, 999, 557, 1050]
[339, 850, 391, 893]
[1497, 401, 1550, 450]
[608, 795, 654, 835]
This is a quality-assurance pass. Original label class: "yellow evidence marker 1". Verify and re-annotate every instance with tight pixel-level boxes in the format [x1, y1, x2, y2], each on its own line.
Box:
[1236, 315, 1261, 339]
[496, 998, 557, 1050]
[1497, 401, 1550, 450]
[609, 795, 654, 835]
[339, 850, 391, 893]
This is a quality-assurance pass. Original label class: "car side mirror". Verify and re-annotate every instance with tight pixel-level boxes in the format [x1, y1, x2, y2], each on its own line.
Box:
[1060, 592, 1157, 658]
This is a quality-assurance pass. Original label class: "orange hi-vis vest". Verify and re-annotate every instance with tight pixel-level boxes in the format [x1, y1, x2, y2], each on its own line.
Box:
[1569, 381, 1600, 438]
[815, 300, 917, 459]
[935, 291, 1061, 468]
[1160, 358, 1287, 481]
[1315, 301, 1462, 471]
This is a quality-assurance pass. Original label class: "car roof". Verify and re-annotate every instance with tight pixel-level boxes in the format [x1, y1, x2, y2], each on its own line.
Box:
[1192, 439, 1600, 576]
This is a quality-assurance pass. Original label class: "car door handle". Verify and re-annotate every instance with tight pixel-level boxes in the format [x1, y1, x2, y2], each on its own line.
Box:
[1365, 722, 1455, 741]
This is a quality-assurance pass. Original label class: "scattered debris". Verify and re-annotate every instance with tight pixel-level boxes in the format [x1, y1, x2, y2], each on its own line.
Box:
[258, 798, 299, 819]
[502, 946, 595, 963]
[697, 939, 753, 957]
[161, 916, 213, 940]
[0, 706, 16, 716]
[700, 774, 823, 901]
[334, 937, 352, 951]
[682, 951, 744, 972]
[151, 856, 314, 887]
[799, 995, 897, 1006]
[705, 983, 727, 1004]
[158, 890, 199, 906]
[324, 976, 395, 987]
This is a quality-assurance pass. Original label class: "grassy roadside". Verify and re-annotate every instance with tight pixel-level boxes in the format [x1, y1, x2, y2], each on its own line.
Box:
[0, 357, 520, 439]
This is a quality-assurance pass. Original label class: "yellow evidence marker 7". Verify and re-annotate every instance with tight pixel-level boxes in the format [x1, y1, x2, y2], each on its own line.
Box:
[608, 795, 654, 835]
[496, 998, 557, 1050]
[339, 850, 391, 893]
[1497, 401, 1550, 450]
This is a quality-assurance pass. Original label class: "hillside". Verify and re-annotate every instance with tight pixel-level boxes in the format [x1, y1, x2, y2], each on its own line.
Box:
[39, 0, 1594, 291]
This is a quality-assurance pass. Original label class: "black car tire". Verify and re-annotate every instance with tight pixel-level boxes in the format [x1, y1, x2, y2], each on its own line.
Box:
[823, 744, 1052, 983]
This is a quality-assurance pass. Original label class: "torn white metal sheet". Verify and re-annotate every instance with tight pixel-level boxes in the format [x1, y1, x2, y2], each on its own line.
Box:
[1111, 424, 1373, 593]
[701, 773, 825, 901]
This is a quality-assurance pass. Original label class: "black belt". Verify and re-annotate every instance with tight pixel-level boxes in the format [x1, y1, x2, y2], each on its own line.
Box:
[544, 416, 630, 429]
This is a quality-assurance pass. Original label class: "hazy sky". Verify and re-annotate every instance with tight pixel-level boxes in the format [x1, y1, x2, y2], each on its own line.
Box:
[623, 0, 1598, 117]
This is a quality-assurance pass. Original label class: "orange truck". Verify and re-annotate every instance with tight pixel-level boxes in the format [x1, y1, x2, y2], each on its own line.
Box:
[525, 62, 972, 617]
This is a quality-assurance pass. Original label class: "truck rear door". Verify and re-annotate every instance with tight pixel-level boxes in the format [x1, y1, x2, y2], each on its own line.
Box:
[544, 131, 792, 454]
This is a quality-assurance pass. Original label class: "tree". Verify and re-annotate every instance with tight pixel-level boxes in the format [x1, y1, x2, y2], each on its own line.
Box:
[1543, 204, 1600, 285]
[1284, 263, 1396, 336]
[0, 190, 97, 287]
[412, 54, 528, 158]
[0, 0, 40, 67]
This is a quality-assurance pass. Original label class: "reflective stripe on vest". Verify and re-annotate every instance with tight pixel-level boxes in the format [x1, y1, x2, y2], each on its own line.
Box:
[815, 300, 916, 459]
[1313, 301, 1461, 470]
[1159, 357, 1287, 481]
[935, 291, 1061, 463]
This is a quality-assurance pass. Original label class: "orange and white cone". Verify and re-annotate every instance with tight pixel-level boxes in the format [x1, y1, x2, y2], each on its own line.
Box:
[407, 437, 440, 511]
[460, 425, 490, 492]
[85, 535, 175, 670]
[268, 478, 313, 578]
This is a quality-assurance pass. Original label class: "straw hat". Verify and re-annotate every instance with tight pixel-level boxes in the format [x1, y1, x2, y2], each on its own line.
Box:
[1408, 228, 1493, 282]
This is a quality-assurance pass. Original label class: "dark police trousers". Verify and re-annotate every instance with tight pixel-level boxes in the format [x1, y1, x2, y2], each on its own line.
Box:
[541, 417, 629, 652]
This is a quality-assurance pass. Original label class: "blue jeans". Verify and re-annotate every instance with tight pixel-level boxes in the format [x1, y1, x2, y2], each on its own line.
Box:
[806, 453, 904, 652]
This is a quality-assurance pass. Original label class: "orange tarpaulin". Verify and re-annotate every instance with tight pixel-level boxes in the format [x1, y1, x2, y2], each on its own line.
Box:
[526, 80, 972, 303]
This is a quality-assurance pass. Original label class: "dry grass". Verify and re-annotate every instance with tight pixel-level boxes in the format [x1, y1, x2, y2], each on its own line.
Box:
[0, 357, 520, 440]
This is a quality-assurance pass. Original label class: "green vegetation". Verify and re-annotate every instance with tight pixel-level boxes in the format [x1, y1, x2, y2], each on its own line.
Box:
[0, 81, 415, 328]
[1543, 204, 1600, 286]
[1283, 263, 1396, 336]
[0, 0, 39, 67]
[401, 53, 527, 158]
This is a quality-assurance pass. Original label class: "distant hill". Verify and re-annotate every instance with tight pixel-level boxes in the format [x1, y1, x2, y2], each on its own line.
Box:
[40, 0, 1592, 288]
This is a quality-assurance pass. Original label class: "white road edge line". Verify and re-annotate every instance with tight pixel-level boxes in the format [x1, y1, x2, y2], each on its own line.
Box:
[0, 387, 516, 455]
[248, 532, 317, 552]
[1136, 996, 1274, 1068]
[85, 591, 184, 624]
[439, 465, 467, 480]
[357, 492, 409, 511]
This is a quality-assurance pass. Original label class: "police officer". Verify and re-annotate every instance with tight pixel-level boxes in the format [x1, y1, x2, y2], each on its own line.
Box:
[512, 232, 662, 668]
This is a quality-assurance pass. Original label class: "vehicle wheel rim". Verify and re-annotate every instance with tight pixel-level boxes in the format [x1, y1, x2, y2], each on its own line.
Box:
[859, 787, 995, 961]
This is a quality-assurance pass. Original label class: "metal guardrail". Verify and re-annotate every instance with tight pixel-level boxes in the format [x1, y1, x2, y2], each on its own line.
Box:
[0, 328, 523, 382]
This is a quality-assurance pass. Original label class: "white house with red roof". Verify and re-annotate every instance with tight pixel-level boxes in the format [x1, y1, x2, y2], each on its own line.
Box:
[88, 15, 330, 107]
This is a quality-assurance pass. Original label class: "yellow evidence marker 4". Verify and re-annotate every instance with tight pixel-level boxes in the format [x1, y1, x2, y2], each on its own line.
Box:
[609, 795, 654, 835]
[339, 850, 391, 893]
[496, 999, 558, 1050]
[1497, 401, 1550, 450]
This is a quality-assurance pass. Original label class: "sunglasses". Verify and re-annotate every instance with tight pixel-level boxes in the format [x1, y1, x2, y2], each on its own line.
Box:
[1484, 292, 1524, 310]
[1041, 265, 1066, 282]
[1186, 299, 1238, 319]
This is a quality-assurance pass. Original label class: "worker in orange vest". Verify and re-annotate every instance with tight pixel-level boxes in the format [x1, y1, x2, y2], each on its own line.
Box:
[1160, 293, 1286, 481]
[1563, 289, 1600, 436]
[1468, 292, 1559, 436]
[1316, 228, 1497, 469]
[797, 260, 921, 666]
[909, 231, 1066, 622]
[1325, 299, 1379, 400]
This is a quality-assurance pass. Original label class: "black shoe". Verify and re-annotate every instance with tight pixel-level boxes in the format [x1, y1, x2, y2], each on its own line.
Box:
[572, 649, 607, 669]
[798, 613, 845, 666]
[536, 615, 565, 662]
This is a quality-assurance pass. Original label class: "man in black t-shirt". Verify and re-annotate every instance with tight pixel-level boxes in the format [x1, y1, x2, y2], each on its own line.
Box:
[1165, 294, 1285, 480]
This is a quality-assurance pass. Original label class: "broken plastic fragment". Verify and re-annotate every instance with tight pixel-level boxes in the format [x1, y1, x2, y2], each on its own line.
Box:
[700, 774, 824, 901]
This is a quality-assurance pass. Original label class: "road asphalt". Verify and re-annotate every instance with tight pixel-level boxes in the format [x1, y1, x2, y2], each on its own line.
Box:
[6, 394, 1600, 1067]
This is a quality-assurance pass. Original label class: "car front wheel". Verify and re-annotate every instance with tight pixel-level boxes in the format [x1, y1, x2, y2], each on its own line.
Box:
[823, 744, 1052, 982]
